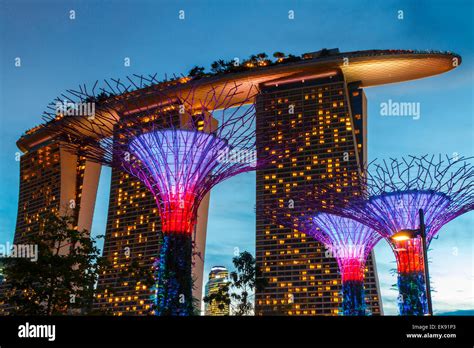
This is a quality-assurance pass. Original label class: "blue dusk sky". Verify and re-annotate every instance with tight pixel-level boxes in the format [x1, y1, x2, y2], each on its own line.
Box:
[0, 0, 472, 315]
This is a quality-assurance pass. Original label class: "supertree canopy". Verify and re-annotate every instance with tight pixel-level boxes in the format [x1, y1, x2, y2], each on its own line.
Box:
[126, 129, 228, 234]
[265, 200, 381, 316]
[313, 213, 382, 316]
[310, 155, 474, 316]
[43, 78, 278, 315]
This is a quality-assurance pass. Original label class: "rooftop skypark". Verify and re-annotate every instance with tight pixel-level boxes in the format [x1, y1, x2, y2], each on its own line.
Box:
[18, 48, 460, 149]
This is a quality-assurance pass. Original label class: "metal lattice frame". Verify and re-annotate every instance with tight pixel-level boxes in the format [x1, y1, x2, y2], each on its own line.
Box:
[43, 80, 272, 231]
[304, 155, 474, 315]
[42, 77, 280, 315]
[310, 155, 474, 244]
[268, 208, 382, 280]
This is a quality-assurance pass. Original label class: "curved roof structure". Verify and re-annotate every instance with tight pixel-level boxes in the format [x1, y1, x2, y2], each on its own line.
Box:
[17, 49, 461, 152]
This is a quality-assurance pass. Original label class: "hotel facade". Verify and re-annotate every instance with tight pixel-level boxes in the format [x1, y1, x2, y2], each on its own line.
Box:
[255, 71, 382, 315]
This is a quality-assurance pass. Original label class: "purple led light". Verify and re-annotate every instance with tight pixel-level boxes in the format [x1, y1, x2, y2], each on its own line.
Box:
[41, 79, 280, 315]
[311, 213, 381, 262]
[366, 190, 450, 242]
[44, 81, 271, 224]
[308, 156, 474, 247]
[126, 129, 228, 202]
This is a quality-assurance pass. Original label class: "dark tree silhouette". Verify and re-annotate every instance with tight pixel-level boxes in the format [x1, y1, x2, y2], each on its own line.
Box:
[273, 51, 286, 61]
[2, 212, 107, 315]
[203, 251, 267, 316]
[188, 66, 206, 78]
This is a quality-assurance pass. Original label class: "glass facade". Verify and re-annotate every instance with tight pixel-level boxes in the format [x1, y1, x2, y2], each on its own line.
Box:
[204, 266, 230, 316]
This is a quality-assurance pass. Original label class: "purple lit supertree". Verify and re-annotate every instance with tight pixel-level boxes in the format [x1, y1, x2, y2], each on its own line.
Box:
[308, 155, 474, 316]
[264, 198, 382, 316]
[42, 78, 278, 315]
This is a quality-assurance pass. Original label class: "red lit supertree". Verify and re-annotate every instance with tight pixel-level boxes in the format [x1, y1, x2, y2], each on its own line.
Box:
[308, 155, 474, 316]
[264, 198, 381, 316]
[42, 78, 278, 315]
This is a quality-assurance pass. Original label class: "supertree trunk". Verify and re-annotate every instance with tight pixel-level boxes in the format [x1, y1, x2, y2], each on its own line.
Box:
[397, 271, 427, 316]
[342, 281, 366, 316]
[393, 237, 428, 316]
[155, 231, 194, 316]
[339, 258, 367, 316]
[154, 199, 197, 316]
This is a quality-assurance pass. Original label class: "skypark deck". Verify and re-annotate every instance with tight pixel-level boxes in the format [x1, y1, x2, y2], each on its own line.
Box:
[17, 49, 460, 152]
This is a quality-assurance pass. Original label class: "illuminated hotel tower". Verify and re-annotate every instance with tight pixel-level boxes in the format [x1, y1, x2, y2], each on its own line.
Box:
[204, 266, 230, 316]
[93, 159, 161, 314]
[255, 70, 382, 315]
[14, 136, 101, 247]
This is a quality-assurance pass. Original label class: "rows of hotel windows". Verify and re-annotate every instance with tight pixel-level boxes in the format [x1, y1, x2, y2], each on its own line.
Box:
[16, 144, 87, 240]
[255, 78, 379, 316]
[15, 144, 61, 240]
[95, 166, 160, 315]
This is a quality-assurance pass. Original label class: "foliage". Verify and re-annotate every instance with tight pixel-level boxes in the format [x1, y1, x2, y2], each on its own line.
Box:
[203, 251, 267, 316]
[397, 272, 428, 316]
[154, 233, 194, 316]
[273, 51, 286, 60]
[187, 51, 309, 81]
[202, 282, 231, 314]
[342, 280, 367, 316]
[2, 211, 107, 315]
[188, 65, 206, 78]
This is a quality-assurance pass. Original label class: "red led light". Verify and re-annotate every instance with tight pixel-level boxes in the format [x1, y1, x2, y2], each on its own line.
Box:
[160, 192, 197, 234]
[339, 258, 365, 282]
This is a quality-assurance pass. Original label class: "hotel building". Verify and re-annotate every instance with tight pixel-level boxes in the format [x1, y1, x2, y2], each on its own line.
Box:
[255, 72, 381, 315]
[0, 137, 100, 314]
[14, 138, 101, 250]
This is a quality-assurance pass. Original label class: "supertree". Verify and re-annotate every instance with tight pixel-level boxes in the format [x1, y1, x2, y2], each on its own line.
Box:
[264, 198, 382, 316]
[308, 155, 474, 316]
[42, 78, 278, 315]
